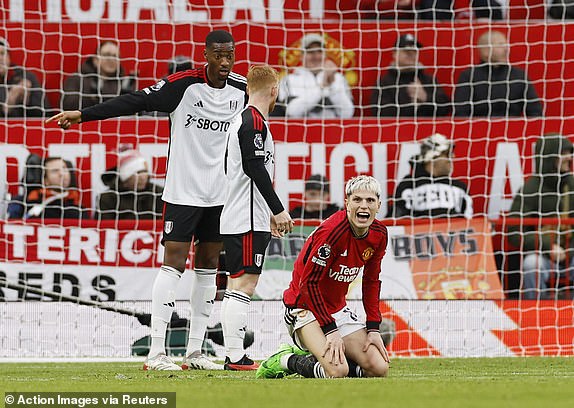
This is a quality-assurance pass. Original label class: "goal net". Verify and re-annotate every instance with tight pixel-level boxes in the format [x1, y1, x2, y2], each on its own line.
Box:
[1, 1, 573, 360]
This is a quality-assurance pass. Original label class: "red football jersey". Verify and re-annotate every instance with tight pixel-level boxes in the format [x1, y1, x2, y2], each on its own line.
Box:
[283, 210, 388, 335]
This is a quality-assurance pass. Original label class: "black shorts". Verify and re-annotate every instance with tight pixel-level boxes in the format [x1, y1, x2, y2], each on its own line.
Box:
[223, 231, 271, 278]
[162, 203, 223, 244]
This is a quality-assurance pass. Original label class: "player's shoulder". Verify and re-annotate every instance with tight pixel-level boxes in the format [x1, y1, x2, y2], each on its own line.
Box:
[227, 72, 247, 92]
[243, 106, 266, 129]
[315, 210, 349, 243]
[369, 219, 388, 240]
[166, 68, 206, 84]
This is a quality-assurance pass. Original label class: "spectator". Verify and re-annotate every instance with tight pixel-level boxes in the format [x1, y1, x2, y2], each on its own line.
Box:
[62, 41, 136, 110]
[95, 147, 163, 221]
[418, 0, 503, 20]
[0, 37, 51, 117]
[370, 34, 450, 118]
[25, 157, 88, 219]
[454, 30, 543, 118]
[548, 0, 574, 19]
[291, 175, 340, 220]
[167, 56, 193, 75]
[508, 134, 574, 300]
[387, 133, 473, 219]
[274, 33, 354, 119]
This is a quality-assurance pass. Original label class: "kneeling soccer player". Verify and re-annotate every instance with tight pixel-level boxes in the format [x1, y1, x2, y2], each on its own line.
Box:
[257, 175, 390, 378]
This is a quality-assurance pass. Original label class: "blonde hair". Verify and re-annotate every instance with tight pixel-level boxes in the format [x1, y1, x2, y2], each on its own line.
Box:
[247, 65, 279, 93]
[345, 176, 381, 198]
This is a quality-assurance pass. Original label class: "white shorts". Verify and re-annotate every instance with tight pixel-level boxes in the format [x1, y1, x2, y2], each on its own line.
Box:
[284, 305, 365, 351]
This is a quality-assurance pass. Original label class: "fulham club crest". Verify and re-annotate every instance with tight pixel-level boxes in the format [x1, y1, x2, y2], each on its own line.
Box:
[164, 221, 173, 234]
[230, 100, 239, 111]
[254, 253, 263, 267]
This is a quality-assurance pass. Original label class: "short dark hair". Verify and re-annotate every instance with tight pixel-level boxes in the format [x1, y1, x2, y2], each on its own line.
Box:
[305, 174, 329, 193]
[205, 30, 234, 48]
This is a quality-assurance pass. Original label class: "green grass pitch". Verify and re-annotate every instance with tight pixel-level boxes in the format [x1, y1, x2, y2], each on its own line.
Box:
[2, 358, 574, 408]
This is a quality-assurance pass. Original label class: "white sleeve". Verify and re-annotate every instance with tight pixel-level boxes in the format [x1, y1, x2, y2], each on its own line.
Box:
[323, 74, 355, 118]
[282, 73, 323, 118]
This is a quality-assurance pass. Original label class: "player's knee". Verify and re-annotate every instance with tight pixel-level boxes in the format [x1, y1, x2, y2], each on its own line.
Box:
[232, 274, 259, 296]
[363, 360, 389, 378]
[163, 245, 190, 271]
[324, 362, 349, 378]
[194, 242, 223, 268]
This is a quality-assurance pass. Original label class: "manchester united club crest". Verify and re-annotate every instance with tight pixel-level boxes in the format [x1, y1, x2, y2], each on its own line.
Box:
[277, 34, 358, 87]
[164, 221, 173, 234]
[362, 247, 374, 261]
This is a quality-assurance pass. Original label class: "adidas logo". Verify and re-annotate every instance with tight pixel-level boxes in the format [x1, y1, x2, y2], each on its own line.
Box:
[194, 100, 204, 107]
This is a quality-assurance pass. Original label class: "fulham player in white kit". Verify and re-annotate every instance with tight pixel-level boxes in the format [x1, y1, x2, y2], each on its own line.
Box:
[220, 65, 294, 370]
[48, 31, 247, 371]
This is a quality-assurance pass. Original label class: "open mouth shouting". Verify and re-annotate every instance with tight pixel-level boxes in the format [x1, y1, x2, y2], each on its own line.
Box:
[356, 211, 371, 223]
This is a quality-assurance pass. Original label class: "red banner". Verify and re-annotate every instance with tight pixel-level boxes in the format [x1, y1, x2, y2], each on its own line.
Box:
[407, 219, 502, 300]
[2, 118, 573, 219]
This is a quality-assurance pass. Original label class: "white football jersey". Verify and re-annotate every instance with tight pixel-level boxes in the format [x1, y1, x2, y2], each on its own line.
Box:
[81, 67, 247, 207]
[221, 106, 277, 234]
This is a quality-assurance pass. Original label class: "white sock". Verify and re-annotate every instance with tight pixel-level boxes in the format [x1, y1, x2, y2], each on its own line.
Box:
[279, 353, 294, 370]
[149, 265, 181, 358]
[220, 290, 231, 345]
[222, 290, 251, 362]
[185, 268, 217, 356]
[313, 362, 327, 378]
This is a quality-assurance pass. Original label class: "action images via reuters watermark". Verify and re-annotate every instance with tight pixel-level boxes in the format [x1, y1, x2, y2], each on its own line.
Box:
[4, 393, 175, 408]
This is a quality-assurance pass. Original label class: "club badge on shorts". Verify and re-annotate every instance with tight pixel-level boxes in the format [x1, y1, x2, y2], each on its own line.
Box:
[254, 253, 263, 267]
[164, 221, 173, 234]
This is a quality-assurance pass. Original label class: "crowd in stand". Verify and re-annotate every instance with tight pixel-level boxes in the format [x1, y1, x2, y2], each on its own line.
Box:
[0, 25, 547, 120]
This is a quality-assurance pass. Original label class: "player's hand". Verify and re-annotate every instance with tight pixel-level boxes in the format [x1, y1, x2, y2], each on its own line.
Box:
[272, 211, 294, 237]
[322, 330, 345, 365]
[364, 331, 390, 363]
[46, 110, 82, 130]
[271, 216, 282, 238]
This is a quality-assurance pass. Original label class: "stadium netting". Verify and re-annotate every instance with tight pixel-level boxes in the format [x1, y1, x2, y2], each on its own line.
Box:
[1, 1, 573, 359]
